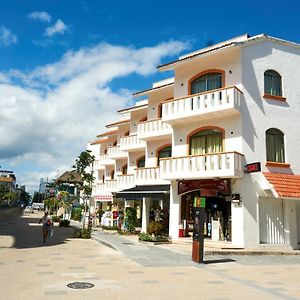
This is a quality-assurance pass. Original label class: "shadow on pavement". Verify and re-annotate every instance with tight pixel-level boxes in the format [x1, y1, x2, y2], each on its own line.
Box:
[0, 208, 75, 249]
[203, 258, 236, 264]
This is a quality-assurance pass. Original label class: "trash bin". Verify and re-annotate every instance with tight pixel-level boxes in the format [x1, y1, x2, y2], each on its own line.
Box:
[179, 223, 184, 237]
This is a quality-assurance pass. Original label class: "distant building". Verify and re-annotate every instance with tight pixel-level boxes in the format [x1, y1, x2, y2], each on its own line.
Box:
[0, 170, 16, 192]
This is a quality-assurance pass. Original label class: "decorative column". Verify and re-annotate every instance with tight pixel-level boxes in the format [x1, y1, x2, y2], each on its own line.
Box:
[142, 197, 151, 233]
[169, 180, 181, 239]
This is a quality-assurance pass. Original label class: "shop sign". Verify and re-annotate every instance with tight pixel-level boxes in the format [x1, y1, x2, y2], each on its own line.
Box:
[94, 194, 113, 202]
[178, 179, 230, 195]
[245, 162, 261, 173]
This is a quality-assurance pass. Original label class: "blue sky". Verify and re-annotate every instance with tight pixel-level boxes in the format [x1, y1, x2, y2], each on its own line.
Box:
[0, 0, 299, 193]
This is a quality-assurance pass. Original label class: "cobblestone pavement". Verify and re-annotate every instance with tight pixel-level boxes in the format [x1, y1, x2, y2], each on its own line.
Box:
[1, 209, 300, 300]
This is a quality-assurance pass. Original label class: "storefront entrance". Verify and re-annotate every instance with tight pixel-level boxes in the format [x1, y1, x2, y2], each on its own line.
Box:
[181, 192, 231, 241]
[178, 179, 232, 241]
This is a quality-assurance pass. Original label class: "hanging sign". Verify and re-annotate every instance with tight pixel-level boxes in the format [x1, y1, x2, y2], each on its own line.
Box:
[245, 162, 261, 173]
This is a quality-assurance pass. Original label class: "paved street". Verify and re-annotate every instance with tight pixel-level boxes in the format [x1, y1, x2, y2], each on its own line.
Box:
[1, 209, 300, 300]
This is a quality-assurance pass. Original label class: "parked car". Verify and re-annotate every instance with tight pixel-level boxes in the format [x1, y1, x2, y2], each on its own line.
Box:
[24, 206, 34, 214]
[32, 203, 44, 211]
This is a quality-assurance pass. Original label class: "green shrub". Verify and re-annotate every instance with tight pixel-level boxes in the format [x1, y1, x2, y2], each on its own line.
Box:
[147, 221, 163, 236]
[71, 207, 82, 221]
[139, 232, 170, 242]
[138, 232, 152, 241]
[102, 225, 119, 230]
[125, 207, 137, 233]
[52, 215, 61, 222]
[59, 219, 70, 227]
[74, 228, 91, 239]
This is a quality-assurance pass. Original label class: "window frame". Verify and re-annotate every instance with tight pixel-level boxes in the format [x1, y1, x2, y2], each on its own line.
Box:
[263, 70, 286, 101]
[265, 128, 286, 164]
[188, 69, 225, 96]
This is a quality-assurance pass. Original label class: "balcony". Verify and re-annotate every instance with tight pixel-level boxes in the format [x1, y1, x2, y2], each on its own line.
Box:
[160, 152, 244, 180]
[120, 134, 146, 151]
[135, 167, 170, 185]
[92, 182, 106, 196]
[98, 153, 114, 165]
[93, 159, 105, 170]
[162, 86, 242, 125]
[105, 179, 118, 192]
[117, 174, 135, 189]
[107, 145, 127, 159]
[137, 119, 172, 141]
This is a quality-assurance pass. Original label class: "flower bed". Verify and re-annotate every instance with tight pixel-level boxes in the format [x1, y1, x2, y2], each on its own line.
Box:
[138, 232, 171, 244]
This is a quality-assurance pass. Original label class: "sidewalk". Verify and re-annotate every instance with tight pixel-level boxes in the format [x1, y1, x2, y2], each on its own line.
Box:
[70, 220, 300, 256]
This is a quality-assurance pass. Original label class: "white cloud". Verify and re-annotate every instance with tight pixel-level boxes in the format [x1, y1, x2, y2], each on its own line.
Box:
[45, 19, 68, 37]
[0, 26, 17, 47]
[0, 40, 189, 193]
[27, 11, 52, 23]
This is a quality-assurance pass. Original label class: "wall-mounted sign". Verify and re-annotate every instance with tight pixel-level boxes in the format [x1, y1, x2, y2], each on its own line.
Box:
[245, 162, 261, 173]
[178, 179, 230, 195]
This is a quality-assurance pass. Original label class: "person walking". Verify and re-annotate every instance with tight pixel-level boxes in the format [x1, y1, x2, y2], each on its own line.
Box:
[39, 211, 53, 243]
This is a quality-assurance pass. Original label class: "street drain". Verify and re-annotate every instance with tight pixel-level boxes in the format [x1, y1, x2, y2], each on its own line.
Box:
[122, 242, 134, 245]
[67, 282, 94, 289]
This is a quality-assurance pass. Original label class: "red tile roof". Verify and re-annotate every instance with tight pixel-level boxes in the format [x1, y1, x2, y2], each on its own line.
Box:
[263, 172, 300, 199]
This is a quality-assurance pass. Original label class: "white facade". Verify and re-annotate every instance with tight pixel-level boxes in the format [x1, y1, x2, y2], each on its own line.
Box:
[89, 34, 300, 249]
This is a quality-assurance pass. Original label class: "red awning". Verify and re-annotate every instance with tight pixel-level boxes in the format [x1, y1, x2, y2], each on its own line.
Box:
[263, 172, 300, 199]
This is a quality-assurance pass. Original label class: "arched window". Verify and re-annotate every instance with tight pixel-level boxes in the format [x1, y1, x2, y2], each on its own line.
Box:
[104, 148, 107, 154]
[264, 70, 282, 97]
[191, 72, 223, 95]
[122, 164, 127, 175]
[157, 145, 172, 166]
[111, 170, 115, 180]
[266, 128, 285, 163]
[124, 130, 130, 136]
[137, 156, 145, 168]
[189, 129, 223, 155]
[113, 140, 117, 146]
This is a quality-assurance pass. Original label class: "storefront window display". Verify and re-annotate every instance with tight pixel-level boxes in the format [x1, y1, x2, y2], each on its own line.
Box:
[181, 191, 231, 241]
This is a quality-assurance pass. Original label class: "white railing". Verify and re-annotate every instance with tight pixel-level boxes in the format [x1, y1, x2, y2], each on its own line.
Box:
[105, 179, 118, 191]
[162, 86, 241, 123]
[120, 134, 146, 151]
[160, 152, 244, 180]
[117, 174, 135, 188]
[99, 153, 114, 165]
[93, 159, 105, 169]
[92, 183, 106, 195]
[107, 146, 127, 159]
[137, 119, 172, 140]
[135, 167, 169, 185]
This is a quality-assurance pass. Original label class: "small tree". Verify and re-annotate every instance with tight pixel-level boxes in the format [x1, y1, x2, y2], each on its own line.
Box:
[125, 207, 137, 233]
[72, 150, 95, 230]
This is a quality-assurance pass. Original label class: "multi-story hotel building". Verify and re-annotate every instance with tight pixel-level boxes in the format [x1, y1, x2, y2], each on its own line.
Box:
[89, 33, 300, 249]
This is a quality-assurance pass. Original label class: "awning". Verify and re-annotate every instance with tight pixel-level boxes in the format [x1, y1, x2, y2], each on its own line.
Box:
[115, 185, 170, 201]
[262, 172, 300, 199]
[94, 192, 113, 202]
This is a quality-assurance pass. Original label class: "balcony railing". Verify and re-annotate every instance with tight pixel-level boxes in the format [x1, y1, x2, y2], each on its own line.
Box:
[107, 145, 127, 159]
[137, 118, 172, 141]
[120, 134, 146, 151]
[117, 174, 135, 189]
[135, 167, 170, 185]
[160, 152, 244, 180]
[92, 182, 106, 195]
[98, 153, 114, 165]
[162, 86, 242, 124]
[105, 179, 118, 192]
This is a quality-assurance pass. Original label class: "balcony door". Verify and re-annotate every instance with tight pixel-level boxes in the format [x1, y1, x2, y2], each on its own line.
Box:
[191, 72, 223, 95]
[190, 129, 223, 155]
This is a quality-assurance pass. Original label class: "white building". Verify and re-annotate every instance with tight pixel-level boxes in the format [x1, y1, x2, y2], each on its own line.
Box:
[89, 33, 300, 249]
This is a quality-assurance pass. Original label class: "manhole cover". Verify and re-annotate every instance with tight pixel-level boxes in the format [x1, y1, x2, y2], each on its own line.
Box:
[67, 282, 94, 289]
